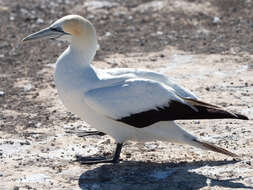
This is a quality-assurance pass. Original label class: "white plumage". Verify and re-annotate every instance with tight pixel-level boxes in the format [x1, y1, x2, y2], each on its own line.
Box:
[23, 15, 248, 163]
[85, 78, 185, 119]
[54, 46, 191, 142]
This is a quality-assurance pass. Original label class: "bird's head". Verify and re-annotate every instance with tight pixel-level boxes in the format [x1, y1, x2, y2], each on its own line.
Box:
[23, 15, 97, 47]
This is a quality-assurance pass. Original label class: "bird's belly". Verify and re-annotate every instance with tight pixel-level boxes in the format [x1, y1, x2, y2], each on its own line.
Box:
[55, 84, 135, 141]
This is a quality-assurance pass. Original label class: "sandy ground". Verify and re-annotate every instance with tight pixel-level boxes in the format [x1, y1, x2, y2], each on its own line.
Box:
[0, 0, 253, 189]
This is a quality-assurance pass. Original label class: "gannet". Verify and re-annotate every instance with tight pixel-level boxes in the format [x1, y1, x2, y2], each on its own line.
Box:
[23, 15, 248, 164]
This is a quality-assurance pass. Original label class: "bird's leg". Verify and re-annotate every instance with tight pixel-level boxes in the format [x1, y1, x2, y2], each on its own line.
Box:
[65, 130, 105, 137]
[76, 143, 123, 164]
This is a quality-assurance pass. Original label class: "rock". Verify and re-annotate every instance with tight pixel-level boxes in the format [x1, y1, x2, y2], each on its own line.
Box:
[156, 31, 163, 35]
[20, 141, 31, 145]
[23, 83, 33, 92]
[125, 153, 131, 158]
[9, 16, 15, 21]
[144, 142, 157, 151]
[0, 91, 5, 96]
[134, 1, 164, 12]
[36, 18, 44, 24]
[200, 132, 205, 136]
[84, 1, 118, 10]
[35, 122, 42, 128]
[13, 186, 19, 190]
[105, 32, 112, 37]
[213, 16, 221, 24]
[160, 54, 165, 58]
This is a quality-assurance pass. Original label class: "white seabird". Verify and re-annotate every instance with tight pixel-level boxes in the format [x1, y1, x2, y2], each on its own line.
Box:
[23, 15, 248, 164]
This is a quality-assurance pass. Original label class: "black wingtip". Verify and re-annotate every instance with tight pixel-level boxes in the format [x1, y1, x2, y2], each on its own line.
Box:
[235, 113, 249, 120]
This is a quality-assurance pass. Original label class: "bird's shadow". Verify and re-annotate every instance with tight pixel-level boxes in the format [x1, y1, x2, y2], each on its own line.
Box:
[78, 159, 253, 190]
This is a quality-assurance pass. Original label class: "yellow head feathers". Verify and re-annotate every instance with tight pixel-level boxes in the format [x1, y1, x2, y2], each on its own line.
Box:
[54, 15, 95, 38]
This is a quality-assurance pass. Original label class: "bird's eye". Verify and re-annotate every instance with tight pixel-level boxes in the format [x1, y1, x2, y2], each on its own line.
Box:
[51, 27, 70, 35]
[51, 27, 63, 32]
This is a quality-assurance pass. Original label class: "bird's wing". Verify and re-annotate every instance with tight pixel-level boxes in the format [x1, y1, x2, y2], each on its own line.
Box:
[84, 78, 246, 128]
[102, 68, 198, 99]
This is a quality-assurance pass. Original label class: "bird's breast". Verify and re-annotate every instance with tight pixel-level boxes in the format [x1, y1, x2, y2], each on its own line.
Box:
[55, 78, 87, 117]
[54, 63, 91, 117]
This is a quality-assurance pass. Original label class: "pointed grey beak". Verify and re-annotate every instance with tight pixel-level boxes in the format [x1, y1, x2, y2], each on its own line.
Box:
[23, 27, 69, 42]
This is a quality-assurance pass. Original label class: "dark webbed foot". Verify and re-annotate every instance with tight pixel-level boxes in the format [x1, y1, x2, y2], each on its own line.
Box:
[65, 130, 106, 137]
[75, 143, 123, 164]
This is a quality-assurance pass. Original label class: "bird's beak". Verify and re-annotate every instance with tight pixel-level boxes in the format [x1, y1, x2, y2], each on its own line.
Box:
[23, 27, 68, 42]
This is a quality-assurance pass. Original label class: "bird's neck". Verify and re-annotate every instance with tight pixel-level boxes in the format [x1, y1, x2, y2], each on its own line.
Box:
[55, 44, 100, 91]
[70, 37, 98, 65]
[55, 37, 100, 89]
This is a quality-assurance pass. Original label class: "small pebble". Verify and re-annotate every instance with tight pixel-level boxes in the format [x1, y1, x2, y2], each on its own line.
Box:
[246, 161, 251, 166]
[213, 16, 221, 24]
[36, 18, 44, 24]
[0, 91, 5, 96]
[200, 132, 205, 136]
[20, 141, 30, 145]
[125, 153, 131, 158]
[35, 122, 42, 128]
[156, 31, 163, 35]
[105, 32, 111, 37]
[9, 16, 15, 21]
